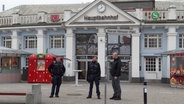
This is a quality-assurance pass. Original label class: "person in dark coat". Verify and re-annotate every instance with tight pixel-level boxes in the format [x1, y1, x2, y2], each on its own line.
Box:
[110, 52, 122, 100]
[86, 56, 101, 99]
[48, 56, 65, 98]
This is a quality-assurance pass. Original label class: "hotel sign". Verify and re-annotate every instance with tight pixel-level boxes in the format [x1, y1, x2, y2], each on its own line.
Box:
[106, 29, 136, 34]
[84, 15, 118, 20]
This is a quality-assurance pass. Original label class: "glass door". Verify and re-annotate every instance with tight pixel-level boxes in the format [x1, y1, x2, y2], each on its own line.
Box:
[144, 57, 162, 80]
[77, 61, 87, 79]
[120, 61, 129, 80]
[108, 61, 130, 81]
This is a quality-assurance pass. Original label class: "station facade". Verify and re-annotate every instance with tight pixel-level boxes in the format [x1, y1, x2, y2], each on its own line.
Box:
[0, 0, 184, 83]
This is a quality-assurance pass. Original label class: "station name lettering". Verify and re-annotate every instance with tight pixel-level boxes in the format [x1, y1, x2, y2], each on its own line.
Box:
[84, 15, 118, 20]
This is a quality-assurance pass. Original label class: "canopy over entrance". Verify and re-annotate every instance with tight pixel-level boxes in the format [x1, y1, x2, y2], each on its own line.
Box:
[0, 47, 32, 83]
[0, 47, 32, 55]
[157, 49, 184, 55]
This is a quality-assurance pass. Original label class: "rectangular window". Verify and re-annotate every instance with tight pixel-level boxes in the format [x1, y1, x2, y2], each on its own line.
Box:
[146, 57, 156, 71]
[25, 36, 37, 48]
[3, 36, 11, 48]
[25, 57, 29, 67]
[2, 57, 19, 70]
[158, 58, 161, 71]
[76, 34, 98, 56]
[145, 57, 161, 72]
[179, 34, 184, 48]
[144, 34, 162, 48]
[50, 35, 64, 48]
[107, 35, 131, 55]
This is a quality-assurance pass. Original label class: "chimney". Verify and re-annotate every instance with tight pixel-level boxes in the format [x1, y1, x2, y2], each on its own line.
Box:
[2, 4, 5, 11]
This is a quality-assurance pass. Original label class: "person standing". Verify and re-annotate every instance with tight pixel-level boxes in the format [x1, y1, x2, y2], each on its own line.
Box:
[86, 56, 101, 99]
[110, 52, 122, 100]
[48, 56, 66, 98]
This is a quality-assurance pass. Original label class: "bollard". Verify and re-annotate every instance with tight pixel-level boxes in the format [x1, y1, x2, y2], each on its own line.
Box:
[143, 82, 147, 104]
[32, 84, 42, 104]
[26, 93, 34, 104]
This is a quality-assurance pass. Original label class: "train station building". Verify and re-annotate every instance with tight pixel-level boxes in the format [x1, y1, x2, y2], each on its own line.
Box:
[0, 0, 184, 83]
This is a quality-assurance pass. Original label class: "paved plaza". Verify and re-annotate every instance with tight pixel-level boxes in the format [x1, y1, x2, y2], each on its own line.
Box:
[0, 81, 183, 104]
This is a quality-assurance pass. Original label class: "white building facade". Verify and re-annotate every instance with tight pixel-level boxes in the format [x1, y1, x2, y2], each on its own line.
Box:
[0, 0, 184, 83]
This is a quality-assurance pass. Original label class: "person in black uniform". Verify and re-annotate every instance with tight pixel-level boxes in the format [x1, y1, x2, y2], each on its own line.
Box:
[110, 52, 122, 100]
[48, 56, 65, 98]
[86, 56, 101, 99]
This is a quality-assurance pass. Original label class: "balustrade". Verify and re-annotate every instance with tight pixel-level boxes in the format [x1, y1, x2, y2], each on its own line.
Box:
[0, 9, 184, 26]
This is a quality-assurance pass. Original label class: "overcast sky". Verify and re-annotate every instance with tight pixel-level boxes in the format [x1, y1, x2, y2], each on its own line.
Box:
[0, 0, 182, 11]
[0, 0, 94, 11]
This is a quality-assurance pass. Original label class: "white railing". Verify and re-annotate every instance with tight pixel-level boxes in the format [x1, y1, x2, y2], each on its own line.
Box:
[143, 10, 168, 21]
[19, 15, 38, 24]
[176, 10, 184, 21]
[0, 16, 13, 26]
[19, 13, 64, 24]
[46, 14, 64, 23]
[1, 10, 184, 26]
[0, 13, 64, 26]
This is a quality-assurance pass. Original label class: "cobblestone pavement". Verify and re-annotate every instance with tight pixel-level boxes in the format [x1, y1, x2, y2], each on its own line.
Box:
[0, 82, 183, 104]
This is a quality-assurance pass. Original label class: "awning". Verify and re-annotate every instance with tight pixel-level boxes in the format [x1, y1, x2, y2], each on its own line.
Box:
[156, 49, 184, 55]
[0, 47, 32, 55]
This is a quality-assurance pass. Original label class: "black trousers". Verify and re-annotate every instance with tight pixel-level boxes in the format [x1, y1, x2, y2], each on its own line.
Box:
[50, 76, 62, 96]
[112, 77, 121, 98]
[88, 76, 100, 97]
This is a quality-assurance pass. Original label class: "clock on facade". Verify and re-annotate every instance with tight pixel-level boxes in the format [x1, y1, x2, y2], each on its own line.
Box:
[97, 3, 106, 13]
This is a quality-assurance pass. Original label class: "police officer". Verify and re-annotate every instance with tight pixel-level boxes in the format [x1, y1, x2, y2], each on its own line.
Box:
[110, 52, 122, 100]
[48, 56, 65, 98]
[86, 56, 101, 99]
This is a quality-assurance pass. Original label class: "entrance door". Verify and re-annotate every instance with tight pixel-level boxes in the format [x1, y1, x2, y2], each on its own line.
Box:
[77, 61, 89, 79]
[107, 33, 131, 81]
[120, 61, 129, 80]
[108, 61, 130, 81]
[144, 57, 162, 80]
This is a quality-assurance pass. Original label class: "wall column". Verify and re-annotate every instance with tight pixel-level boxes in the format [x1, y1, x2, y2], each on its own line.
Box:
[11, 30, 19, 49]
[65, 28, 75, 77]
[165, 26, 177, 83]
[131, 27, 140, 82]
[97, 28, 106, 78]
[36, 29, 45, 54]
[12, 30, 24, 71]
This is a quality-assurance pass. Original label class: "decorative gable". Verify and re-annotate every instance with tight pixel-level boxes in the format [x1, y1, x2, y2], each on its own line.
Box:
[65, 0, 140, 27]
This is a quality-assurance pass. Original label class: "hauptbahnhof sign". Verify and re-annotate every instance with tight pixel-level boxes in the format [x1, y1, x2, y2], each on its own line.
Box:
[84, 15, 118, 20]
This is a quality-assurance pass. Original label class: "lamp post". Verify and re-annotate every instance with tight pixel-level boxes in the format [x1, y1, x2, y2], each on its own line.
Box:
[104, 31, 108, 104]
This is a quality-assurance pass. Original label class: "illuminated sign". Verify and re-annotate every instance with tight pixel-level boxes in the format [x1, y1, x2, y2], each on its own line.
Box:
[152, 12, 159, 19]
[50, 15, 60, 22]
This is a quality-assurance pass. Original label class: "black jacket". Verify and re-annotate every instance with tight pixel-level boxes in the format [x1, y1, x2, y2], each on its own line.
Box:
[87, 61, 101, 81]
[48, 61, 66, 77]
[110, 57, 122, 77]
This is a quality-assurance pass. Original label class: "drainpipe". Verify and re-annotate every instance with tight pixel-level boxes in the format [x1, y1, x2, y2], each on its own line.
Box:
[2, 4, 5, 11]
[139, 21, 143, 82]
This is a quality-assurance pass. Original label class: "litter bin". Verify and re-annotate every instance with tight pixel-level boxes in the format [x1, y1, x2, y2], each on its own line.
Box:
[22, 67, 28, 81]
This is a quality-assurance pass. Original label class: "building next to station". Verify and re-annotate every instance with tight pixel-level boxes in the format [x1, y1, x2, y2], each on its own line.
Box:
[0, 0, 184, 83]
